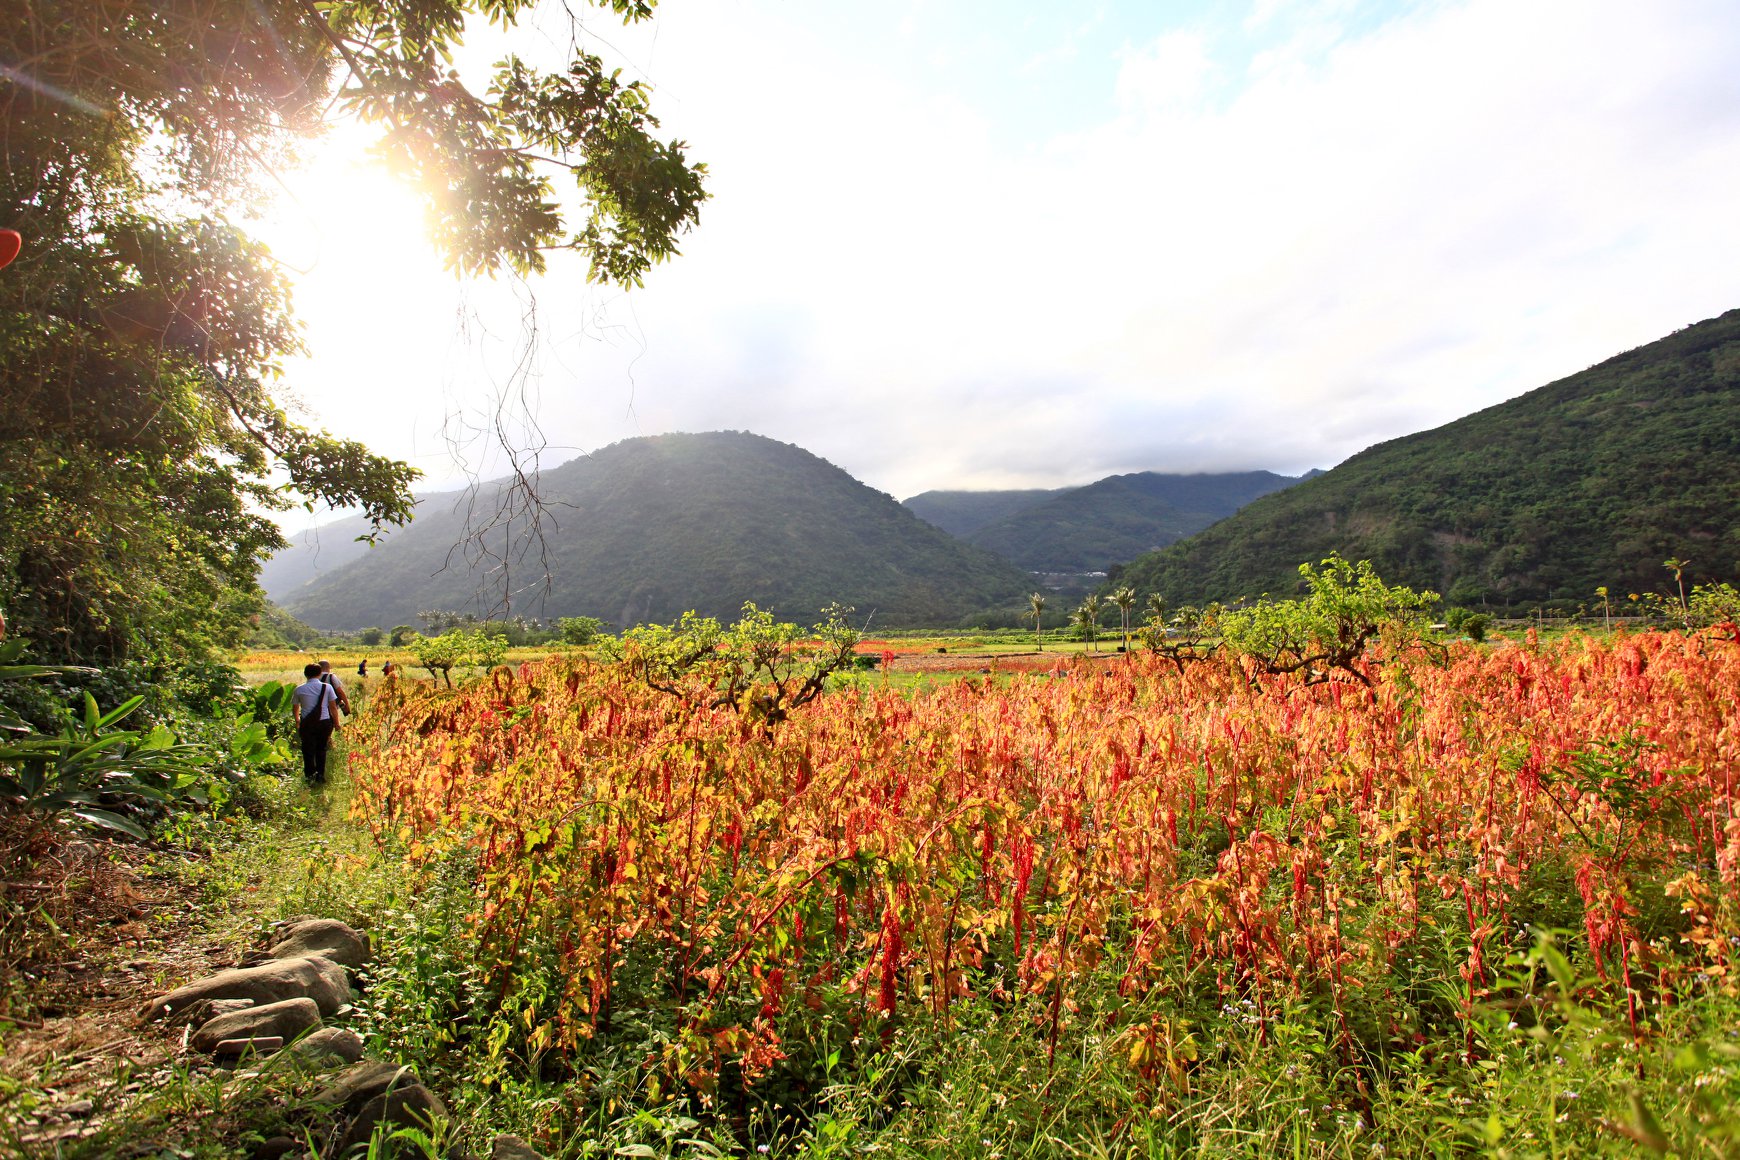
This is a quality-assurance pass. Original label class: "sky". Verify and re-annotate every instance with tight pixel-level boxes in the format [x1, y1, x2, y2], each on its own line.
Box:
[256, 0, 1740, 532]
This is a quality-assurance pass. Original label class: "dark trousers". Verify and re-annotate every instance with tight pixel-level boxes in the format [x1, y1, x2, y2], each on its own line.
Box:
[299, 716, 335, 783]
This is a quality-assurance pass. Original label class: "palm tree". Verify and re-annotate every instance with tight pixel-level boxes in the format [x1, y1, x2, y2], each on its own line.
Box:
[1111, 586, 1136, 652]
[1076, 594, 1104, 652]
[1029, 592, 1048, 651]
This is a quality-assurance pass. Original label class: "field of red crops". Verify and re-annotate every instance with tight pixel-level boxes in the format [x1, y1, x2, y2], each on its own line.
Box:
[350, 629, 1739, 1104]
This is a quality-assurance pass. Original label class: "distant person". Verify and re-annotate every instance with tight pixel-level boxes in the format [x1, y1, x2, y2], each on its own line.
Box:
[317, 659, 353, 716]
[381, 660, 395, 678]
[357, 659, 368, 676]
[292, 662, 340, 785]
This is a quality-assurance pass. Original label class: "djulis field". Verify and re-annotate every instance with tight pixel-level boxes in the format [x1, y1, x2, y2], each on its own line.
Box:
[337, 626, 1740, 1155]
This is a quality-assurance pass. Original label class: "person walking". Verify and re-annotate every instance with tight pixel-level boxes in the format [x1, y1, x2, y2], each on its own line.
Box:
[293, 662, 340, 785]
[317, 659, 353, 716]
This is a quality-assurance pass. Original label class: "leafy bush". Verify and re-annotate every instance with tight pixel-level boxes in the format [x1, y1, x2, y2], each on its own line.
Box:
[1444, 605, 1492, 641]
[0, 690, 209, 840]
[1, 636, 298, 846]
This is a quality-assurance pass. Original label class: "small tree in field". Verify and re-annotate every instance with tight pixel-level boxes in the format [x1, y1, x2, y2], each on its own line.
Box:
[1139, 602, 1223, 673]
[408, 628, 510, 689]
[1029, 593, 1048, 651]
[611, 603, 860, 734]
[1218, 556, 1439, 687]
[559, 616, 608, 646]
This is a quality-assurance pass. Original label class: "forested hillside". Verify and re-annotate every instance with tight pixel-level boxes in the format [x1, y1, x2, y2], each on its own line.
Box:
[281, 432, 1033, 630]
[965, 470, 1305, 572]
[1117, 309, 1740, 607]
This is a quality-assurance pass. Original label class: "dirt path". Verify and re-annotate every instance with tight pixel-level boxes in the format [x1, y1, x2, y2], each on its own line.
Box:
[1, 833, 248, 1152]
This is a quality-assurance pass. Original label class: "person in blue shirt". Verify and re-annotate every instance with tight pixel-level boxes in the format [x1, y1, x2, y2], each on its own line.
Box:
[291, 662, 341, 785]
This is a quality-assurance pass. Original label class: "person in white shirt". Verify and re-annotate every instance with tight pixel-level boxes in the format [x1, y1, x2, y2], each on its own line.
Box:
[292, 662, 340, 785]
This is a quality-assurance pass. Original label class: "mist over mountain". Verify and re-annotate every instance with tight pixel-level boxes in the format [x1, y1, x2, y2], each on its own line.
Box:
[1115, 309, 1740, 607]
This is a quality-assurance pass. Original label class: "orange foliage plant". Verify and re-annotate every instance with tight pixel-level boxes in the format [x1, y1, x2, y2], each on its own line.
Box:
[349, 630, 1740, 1092]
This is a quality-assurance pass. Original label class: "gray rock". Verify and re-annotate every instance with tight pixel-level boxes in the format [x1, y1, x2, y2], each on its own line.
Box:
[333, 1084, 447, 1154]
[290, 1026, 366, 1067]
[311, 1059, 421, 1116]
[213, 1035, 284, 1057]
[192, 996, 321, 1053]
[492, 1135, 545, 1160]
[164, 995, 256, 1028]
[264, 918, 370, 971]
[252, 1137, 300, 1160]
[274, 913, 321, 929]
[143, 955, 350, 1022]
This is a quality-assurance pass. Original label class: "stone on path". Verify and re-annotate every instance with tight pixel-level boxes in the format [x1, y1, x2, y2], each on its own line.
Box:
[263, 918, 370, 972]
[290, 1026, 366, 1067]
[332, 1084, 447, 1155]
[142, 954, 350, 1022]
[311, 1059, 422, 1115]
[213, 1035, 284, 1057]
[165, 995, 256, 1028]
[191, 996, 321, 1054]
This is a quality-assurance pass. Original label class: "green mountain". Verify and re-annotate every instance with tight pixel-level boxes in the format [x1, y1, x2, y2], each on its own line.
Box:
[1116, 309, 1740, 608]
[963, 471, 1306, 573]
[273, 432, 1034, 631]
[902, 489, 1066, 537]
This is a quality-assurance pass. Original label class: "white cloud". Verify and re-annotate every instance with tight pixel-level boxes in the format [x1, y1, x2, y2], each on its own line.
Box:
[265, 0, 1740, 519]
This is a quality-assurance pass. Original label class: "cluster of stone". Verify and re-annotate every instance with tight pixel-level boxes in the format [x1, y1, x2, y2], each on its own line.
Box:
[143, 917, 549, 1159]
[143, 918, 366, 1061]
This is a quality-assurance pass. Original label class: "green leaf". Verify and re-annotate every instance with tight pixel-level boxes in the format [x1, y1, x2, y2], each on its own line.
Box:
[70, 808, 148, 840]
[96, 695, 147, 731]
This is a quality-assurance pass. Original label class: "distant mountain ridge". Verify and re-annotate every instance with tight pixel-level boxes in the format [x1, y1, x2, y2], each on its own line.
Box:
[272, 432, 1034, 631]
[902, 489, 1067, 538]
[260, 513, 381, 599]
[1115, 308, 1740, 608]
[905, 471, 1310, 573]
